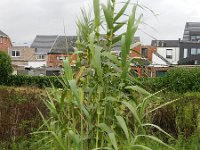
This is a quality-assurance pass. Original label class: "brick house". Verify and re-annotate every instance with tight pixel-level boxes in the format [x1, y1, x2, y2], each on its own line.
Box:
[130, 45, 158, 77]
[47, 36, 77, 67]
[9, 46, 35, 70]
[0, 30, 12, 53]
[130, 45, 157, 62]
[31, 35, 77, 68]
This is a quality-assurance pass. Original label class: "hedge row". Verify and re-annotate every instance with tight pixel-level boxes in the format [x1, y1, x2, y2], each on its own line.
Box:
[141, 67, 200, 93]
[2, 67, 200, 92]
[0, 86, 47, 141]
[1, 75, 63, 88]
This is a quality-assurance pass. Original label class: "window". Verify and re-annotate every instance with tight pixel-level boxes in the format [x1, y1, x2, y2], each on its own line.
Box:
[141, 48, 148, 58]
[197, 48, 200, 54]
[184, 48, 188, 58]
[166, 49, 172, 59]
[191, 36, 196, 41]
[57, 56, 65, 60]
[11, 50, 20, 57]
[36, 54, 45, 60]
[190, 35, 200, 41]
[191, 48, 197, 55]
[195, 60, 198, 65]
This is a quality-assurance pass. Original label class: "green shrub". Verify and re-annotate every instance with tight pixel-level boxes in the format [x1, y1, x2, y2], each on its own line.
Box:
[151, 92, 200, 139]
[164, 68, 200, 93]
[139, 77, 166, 92]
[2, 75, 62, 88]
[140, 67, 200, 93]
[0, 51, 13, 83]
[0, 86, 47, 142]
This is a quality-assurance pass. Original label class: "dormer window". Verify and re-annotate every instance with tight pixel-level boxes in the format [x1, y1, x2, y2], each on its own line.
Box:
[190, 35, 200, 41]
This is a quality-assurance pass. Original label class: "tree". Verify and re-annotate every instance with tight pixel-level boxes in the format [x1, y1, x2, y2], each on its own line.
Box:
[0, 51, 13, 83]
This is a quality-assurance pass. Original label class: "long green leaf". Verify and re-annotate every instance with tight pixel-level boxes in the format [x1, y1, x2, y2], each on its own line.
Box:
[112, 33, 125, 45]
[114, 0, 130, 22]
[125, 4, 137, 53]
[101, 4, 113, 30]
[68, 80, 79, 101]
[116, 116, 129, 140]
[102, 51, 121, 66]
[132, 145, 152, 150]
[121, 35, 127, 67]
[122, 101, 142, 126]
[125, 85, 151, 96]
[108, 133, 118, 150]
[89, 33, 103, 81]
[93, 0, 100, 27]
[63, 58, 73, 80]
[113, 21, 126, 33]
[136, 135, 175, 150]
[98, 123, 114, 133]
[146, 98, 180, 115]
[142, 123, 174, 139]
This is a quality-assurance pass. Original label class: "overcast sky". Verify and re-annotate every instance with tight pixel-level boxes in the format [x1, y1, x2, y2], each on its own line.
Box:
[0, 0, 200, 45]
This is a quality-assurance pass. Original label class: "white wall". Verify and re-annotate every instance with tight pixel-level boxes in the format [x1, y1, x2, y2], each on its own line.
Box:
[152, 53, 168, 65]
[28, 61, 46, 68]
[157, 47, 180, 64]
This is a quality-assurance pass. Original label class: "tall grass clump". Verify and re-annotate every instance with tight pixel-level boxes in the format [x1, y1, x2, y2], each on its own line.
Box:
[33, 0, 175, 149]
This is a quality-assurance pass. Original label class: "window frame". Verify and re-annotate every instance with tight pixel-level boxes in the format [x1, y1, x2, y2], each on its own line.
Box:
[11, 50, 20, 57]
[166, 49, 173, 59]
[36, 54, 45, 60]
[141, 48, 148, 58]
[191, 48, 197, 55]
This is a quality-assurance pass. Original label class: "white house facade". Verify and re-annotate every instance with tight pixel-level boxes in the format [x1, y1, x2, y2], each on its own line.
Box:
[151, 40, 180, 65]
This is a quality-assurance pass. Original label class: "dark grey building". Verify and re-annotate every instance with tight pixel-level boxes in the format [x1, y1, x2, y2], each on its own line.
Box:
[49, 36, 76, 55]
[179, 22, 200, 65]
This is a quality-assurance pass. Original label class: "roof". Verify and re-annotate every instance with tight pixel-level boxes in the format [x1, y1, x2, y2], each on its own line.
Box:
[151, 40, 179, 47]
[183, 22, 200, 41]
[31, 35, 77, 54]
[112, 36, 141, 51]
[31, 35, 58, 49]
[0, 30, 7, 37]
[50, 36, 77, 54]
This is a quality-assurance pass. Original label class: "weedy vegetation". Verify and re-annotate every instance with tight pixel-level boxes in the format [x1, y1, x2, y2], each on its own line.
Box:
[31, 0, 177, 149]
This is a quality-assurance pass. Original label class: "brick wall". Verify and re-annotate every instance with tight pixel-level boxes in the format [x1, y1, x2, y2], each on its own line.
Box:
[47, 53, 77, 67]
[130, 46, 156, 61]
[0, 37, 12, 53]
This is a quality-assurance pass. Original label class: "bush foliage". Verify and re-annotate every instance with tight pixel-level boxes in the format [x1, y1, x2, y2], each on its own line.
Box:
[0, 86, 47, 142]
[3, 67, 200, 92]
[141, 67, 200, 93]
[0, 51, 13, 83]
[2, 75, 62, 88]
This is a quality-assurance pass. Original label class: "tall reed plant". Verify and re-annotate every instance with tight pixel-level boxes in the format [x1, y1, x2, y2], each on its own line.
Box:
[33, 0, 175, 149]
